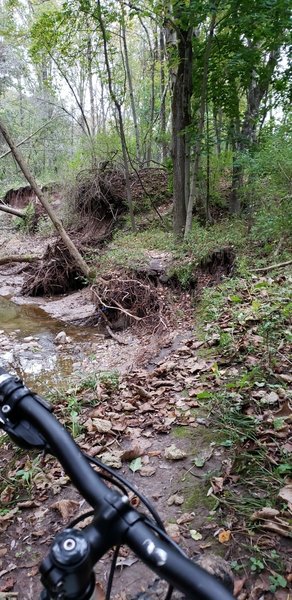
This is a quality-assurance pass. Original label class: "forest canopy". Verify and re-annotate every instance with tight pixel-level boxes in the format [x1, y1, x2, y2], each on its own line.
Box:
[0, 0, 291, 237]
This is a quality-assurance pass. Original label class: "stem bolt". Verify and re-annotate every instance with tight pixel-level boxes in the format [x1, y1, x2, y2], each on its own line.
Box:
[63, 538, 76, 552]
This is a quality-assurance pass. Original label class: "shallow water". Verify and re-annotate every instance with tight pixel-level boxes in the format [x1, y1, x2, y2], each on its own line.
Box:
[0, 296, 98, 392]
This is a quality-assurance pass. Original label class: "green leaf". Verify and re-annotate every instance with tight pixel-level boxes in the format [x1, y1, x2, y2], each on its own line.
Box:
[273, 417, 285, 430]
[196, 391, 212, 399]
[190, 529, 203, 541]
[230, 295, 242, 303]
[192, 457, 205, 468]
[277, 463, 292, 475]
[129, 457, 142, 472]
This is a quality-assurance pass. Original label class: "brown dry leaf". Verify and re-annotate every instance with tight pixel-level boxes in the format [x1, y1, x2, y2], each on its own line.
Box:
[121, 402, 137, 411]
[164, 445, 187, 460]
[176, 513, 195, 525]
[0, 577, 15, 592]
[51, 499, 79, 521]
[275, 400, 292, 418]
[100, 450, 123, 469]
[248, 573, 270, 599]
[252, 507, 292, 537]
[282, 441, 292, 453]
[92, 418, 112, 433]
[139, 466, 156, 477]
[233, 577, 246, 597]
[274, 590, 290, 600]
[0, 508, 18, 533]
[210, 477, 225, 494]
[277, 373, 292, 384]
[278, 483, 292, 510]
[167, 494, 184, 506]
[190, 360, 209, 373]
[0, 486, 14, 505]
[84, 418, 94, 432]
[139, 402, 155, 413]
[165, 523, 180, 543]
[121, 446, 143, 462]
[0, 548, 7, 558]
[218, 529, 231, 544]
[95, 582, 106, 600]
[252, 507, 280, 520]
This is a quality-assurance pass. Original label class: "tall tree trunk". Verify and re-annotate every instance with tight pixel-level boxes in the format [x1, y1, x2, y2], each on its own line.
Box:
[145, 25, 158, 166]
[230, 49, 279, 215]
[170, 11, 193, 238]
[87, 34, 96, 137]
[184, 9, 217, 237]
[230, 117, 242, 215]
[121, 6, 141, 164]
[97, 0, 136, 232]
[0, 118, 91, 279]
[213, 106, 222, 156]
[160, 29, 168, 164]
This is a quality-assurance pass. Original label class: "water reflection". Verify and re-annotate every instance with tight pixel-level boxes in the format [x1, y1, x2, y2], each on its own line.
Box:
[0, 296, 94, 392]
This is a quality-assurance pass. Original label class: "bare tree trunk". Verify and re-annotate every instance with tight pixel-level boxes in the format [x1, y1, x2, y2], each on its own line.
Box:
[213, 106, 222, 156]
[170, 19, 193, 238]
[230, 118, 242, 215]
[159, 29, 168, 164]
[97, 0, 136, 232]
[184, 8, 217, 237]
[87, 34, 96, 137]
[0, 118, 92, 279]
[121, 5, 141, 164]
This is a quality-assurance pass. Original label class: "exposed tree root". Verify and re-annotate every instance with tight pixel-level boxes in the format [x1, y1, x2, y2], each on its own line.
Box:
[91, 273, 161, 329]
[21, 241, 87, 296]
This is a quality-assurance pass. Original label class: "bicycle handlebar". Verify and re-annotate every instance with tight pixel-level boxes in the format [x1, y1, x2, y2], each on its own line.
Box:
[0, 368, 235, 600]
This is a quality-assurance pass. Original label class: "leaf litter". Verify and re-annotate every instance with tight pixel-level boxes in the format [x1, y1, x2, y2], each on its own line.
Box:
[1, 273, 291, 598]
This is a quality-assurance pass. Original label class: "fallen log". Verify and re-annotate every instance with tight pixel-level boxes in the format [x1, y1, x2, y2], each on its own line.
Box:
[0, 204, 25, 218]
[0, 255, 39, 265]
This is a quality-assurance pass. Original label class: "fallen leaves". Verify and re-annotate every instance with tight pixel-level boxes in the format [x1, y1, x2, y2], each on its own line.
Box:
[167, 494, 184, 506]
[218, 529, 231, 544]
[51, 499, 79, 521]
[164, 445, 187, 460]
[0, 508, 18, 533]
[251, 507, 292, 538]
[278, 483, 292, 510]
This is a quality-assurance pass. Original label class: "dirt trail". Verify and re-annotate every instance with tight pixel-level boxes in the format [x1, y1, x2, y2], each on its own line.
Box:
[0, 214, 231, 599]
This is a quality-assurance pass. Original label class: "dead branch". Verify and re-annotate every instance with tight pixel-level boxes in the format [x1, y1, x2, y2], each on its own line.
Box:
[253, 260, 292, 273]
[105, 325, 128, 345]
[0, 255, 39, 265]
[0, 204, 25, 218]
[0, 117, 58, 160]
[0, 117, 91, 280]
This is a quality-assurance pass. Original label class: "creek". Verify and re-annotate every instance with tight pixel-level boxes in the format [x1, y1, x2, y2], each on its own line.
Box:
[0, 296, 97, 392]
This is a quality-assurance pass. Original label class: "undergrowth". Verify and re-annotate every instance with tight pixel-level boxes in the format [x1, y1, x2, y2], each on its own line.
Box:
[195, 264, 292, 583]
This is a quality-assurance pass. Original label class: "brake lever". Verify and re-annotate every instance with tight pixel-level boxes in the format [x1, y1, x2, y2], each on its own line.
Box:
[0, 373, 52, 450]
[0, 414, 50, 450]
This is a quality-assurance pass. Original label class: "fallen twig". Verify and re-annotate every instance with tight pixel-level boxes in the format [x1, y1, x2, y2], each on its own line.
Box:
[253, 259, 292, 273]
